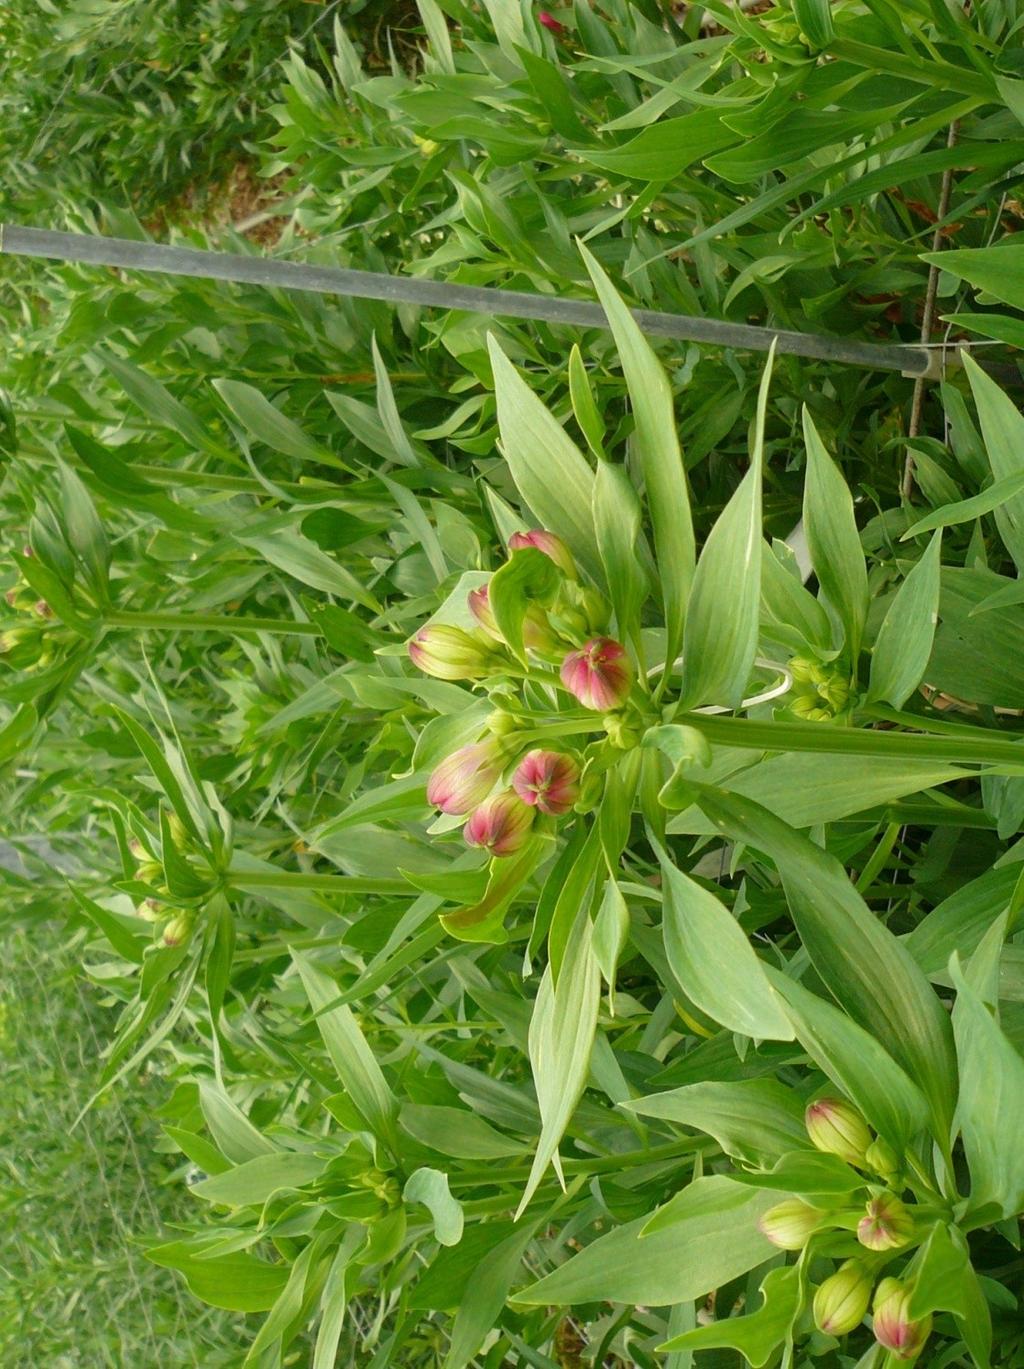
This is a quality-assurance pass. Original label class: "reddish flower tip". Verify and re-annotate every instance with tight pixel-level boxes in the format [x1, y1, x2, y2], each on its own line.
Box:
[463, 791, 534, 858]
[427, 741, 503, 816]
[538, 10, 565, 34]
[512, 749, 580, 816]
[508, 528, 575, 578]
[560, 637, 633, 711]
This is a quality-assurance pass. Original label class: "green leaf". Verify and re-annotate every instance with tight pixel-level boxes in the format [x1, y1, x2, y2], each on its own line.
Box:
[624, 1079, 807, 1166]
[571, 109, 737, 180]
[950, 950, 1024, 1220]
[924, 243, 1024, 314]
[517, 907, 601, 1217]
[213, 378, 343, 469]
[868, 531, 942, 708]
[568, 344, 607, 459]
[146, 1244, 288, 1313]
[293, 952, 400, 1151]
[592, 460, 647, 646]
[802, 408, 869, 663]
[579, 241, 695, 675]
[56, 459, 109, 602]
[592, 876, 631, 1013]
[679, 345, 772, 707]
[963, 355, 1024, 574]
[660, 857, 794, 1040]
[100, 350, 225, 457]
[403, 1168, 464, 1246]
[445, 1223, 539, 1369]
[902, 473, 1024, 540]
[792, 0, 834, 45]
[488, 546, 560, 663]
[763, 966, 931, 1151]
[236, 528, 380, 610]
[400, 1104, 527, 1159]
[659, 1264, 802, 1366]
[513, 1177, 776, 1306]
[199, 1080, 276, 1164]
[695, 787, 956, 1134]
[487, 337, 601, 583]
[191, 1152, 326, 1207]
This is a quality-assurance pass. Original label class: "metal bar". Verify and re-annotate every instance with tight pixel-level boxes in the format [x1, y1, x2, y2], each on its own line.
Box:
[0, 223, 943, 378]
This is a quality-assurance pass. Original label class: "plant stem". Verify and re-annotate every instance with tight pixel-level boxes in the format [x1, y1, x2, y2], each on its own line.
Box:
[225, 870, 411, 894]
[677, 711, 1024, 767]
[106, 610, 323, 637]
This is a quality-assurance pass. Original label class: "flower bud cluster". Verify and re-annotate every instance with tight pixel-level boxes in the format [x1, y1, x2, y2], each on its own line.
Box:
[425, 734, 582, 859]
[757, 1098, 931, 1354]
[1, 547, 68, 672]
[788, 656, 851, 722]
[408, 530, 639, 859]
[408, 529, 632, 711]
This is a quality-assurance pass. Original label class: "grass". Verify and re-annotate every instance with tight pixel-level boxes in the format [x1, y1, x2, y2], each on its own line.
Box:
[0, 923, 243, 1366]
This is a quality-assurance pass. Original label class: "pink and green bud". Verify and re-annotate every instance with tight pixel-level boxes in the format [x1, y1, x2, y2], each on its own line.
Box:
[538, 10, 566, 34]
[468, 584, 502, 641]
[758, 1197, 825, 1250]
[805, 1097, 873, 1167]
[512, 749, 580, 816]
[873, 1279, 932, 1361]
[427, 741, 504, 816]
[813, 1260, 873, 1336]
[857, 1192, 914, 1251]
[468, 583, 559, 653]
[560, 637, 633, 711]
[408, 624, 497, 681]
[508, 529, 576, 579]
[464, 791, 535, 858]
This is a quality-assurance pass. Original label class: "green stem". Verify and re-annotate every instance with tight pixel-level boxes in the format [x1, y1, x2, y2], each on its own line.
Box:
[106, 610, 323, 637]
[451, 1138, 711, 1188]
[515, 718, 604, 743]
[225, 870, 411, 894]
[828, 38, 996, 100]
[678, 711, 1024, 768]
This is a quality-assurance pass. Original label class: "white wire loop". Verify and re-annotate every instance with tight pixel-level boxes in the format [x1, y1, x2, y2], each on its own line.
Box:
[646, 654, 793, 713]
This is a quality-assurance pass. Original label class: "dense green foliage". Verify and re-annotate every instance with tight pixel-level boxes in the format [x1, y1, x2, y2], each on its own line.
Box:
[3, 1, 1024, 1366]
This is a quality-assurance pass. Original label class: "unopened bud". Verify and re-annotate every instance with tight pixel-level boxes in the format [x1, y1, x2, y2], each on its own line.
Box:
[427, 740, 504, 816]
[486, 709, 519, 737]
[508, 529, 576, 579]
[813, 1260, 872, 1336]
[464, 790, 535, 858]
[512, 749, 580, 816]
[759, 1197, 825, 1250]
[167, 813, 190, 848]
[602, 713, 640, 750]
[408, 624, 499, 681]
[857, 1192, 914, 1251]
[560, 637, 633, 711]
[873, 1278, 932, 1361]
[161, 913, 194, 948]
[805, 1097, 873, 1167]
[865, 1137, 900, 1180]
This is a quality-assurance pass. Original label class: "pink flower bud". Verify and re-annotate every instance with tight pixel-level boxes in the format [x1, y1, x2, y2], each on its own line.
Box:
[468, 584, 503, 641]
[857, 1192, 914, 1251]
[560, 637, 633, 711]
[427, 741, 504, 816]
[162, 912, 194, 948]
[512, 749, 580, 816]
[508, 529, 576, 579]
[805, 1097, 873, 1167]
[538, 10, 565, 35]
[468, 581, 558, 653]
[872, 1278, 932, 1360]
[408, 624, 497, 680]
[464, 791, 535, 858]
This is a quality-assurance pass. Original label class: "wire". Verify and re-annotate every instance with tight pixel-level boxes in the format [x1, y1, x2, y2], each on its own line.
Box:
[0, 222, 947, 379]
